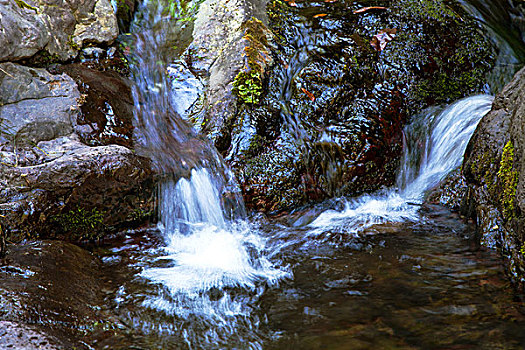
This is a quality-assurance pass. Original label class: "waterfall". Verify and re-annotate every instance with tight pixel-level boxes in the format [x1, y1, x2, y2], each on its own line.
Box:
[308, 95, 493, 235]
[126, 3, 288, 346]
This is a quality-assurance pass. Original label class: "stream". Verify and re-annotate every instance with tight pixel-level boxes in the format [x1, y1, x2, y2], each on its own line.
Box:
[2, 0, 524, 349]
[88, 93, 525, 349]
[77, 0, 525, 348]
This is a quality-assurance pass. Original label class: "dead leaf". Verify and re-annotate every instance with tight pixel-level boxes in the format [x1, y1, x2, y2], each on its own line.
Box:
[287, 0, 297, 6]
[301, 88, 315, 101]
[353, 6, 387, 14]
[370, 28, 397, 51]
[313, 13, 328, 18]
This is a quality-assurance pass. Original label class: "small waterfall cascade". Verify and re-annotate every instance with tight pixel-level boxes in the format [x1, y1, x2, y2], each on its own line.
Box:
[398, 95, 494, 200]
[309, 95, 494, 235]
[128, 0, 246, 227]
[159, 169, 226, 233]
[126, 1, 287, 346]
[125, 0, 497, 346]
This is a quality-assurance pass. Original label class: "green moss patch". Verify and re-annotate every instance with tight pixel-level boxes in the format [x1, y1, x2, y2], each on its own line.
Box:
[497, 140, 519, 220]
[52, 207, 106, 241]
[233, 18, 272, 105]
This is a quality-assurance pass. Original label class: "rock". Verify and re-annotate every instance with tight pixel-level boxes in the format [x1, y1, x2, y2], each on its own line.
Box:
[426, 168, 469, 212]
[184, 0, 272, 149]
[71, 0, 118, 49]
[0, 62, 154, 241]
[0, 321, 64, 349]
[115, 0, 139, 33]
[0, 240, 111, 348]
[0, 0, 118, 62]
[463, 66, 525, 290]
[226, 0, 494, 212]
[0, 0, 48, 61]
[57, 63, 134, 147]
[0, 62, 78, 147]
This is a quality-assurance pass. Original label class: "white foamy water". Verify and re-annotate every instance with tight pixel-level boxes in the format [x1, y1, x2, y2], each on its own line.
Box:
[308, 95, 494, 236]
[140, 168, 288, 337]
[142, 221, 286, 295]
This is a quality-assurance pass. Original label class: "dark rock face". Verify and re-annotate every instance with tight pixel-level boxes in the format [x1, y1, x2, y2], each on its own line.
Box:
[57, 64, 135, 148]
[426, 168, 469, 213]
[0, 62, 155, 242]
[462, 66, 525, 290]
[225, 0, 495, 212]
[115, 0, 139, 33]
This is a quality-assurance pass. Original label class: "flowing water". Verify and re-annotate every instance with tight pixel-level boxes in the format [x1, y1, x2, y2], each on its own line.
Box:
[82, 0, 525, 349]
[90, 93, 525, 349]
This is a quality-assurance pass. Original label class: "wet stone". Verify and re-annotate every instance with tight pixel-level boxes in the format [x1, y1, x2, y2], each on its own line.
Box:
[0, 321, 63, 350]
[57, 63, 134, 148]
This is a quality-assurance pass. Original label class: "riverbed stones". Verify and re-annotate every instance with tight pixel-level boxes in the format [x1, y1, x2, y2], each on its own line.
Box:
[0, 62, 154, 242]
[463, 66, 525, 290]
[0, 0, 118, 62]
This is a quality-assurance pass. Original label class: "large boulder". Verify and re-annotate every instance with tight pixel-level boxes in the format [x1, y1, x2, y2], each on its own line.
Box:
[0, 0, 118, 62]
[183, 0, 272, 148]
[0, 62, 77, 148]
[0, 62, 154, 242]
[462, 66, 525, 290]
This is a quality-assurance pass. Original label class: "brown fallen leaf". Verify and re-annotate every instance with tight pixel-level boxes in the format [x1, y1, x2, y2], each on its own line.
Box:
[286, 0, 297, 6]
[301, 87, 315, 101]
[313, 13, 328, 18]
[324, 0, 337, 2]
[370, 28, 397, 51]
[353, 6, 387, 14]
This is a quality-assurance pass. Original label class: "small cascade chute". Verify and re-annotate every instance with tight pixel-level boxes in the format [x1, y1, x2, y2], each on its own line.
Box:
[158, 169, 227, 235]
[308, 95, 493, 236]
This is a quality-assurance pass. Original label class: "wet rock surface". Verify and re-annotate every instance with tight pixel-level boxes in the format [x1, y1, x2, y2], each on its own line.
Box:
[0, 62, 154, 242]
[57, 63, 135, 147]
[0, 0, 118, 62]
[184, 0, 272, 147]
[426, 168, 469, 213]
[0, 240, 118, 349]
[225, 0, 495, 212]
[0, 321, 64, 350]
[463, 66, 525, 290]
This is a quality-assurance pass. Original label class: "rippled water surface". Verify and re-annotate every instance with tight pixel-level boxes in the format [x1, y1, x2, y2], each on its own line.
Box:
[89, 205, 525, 349]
